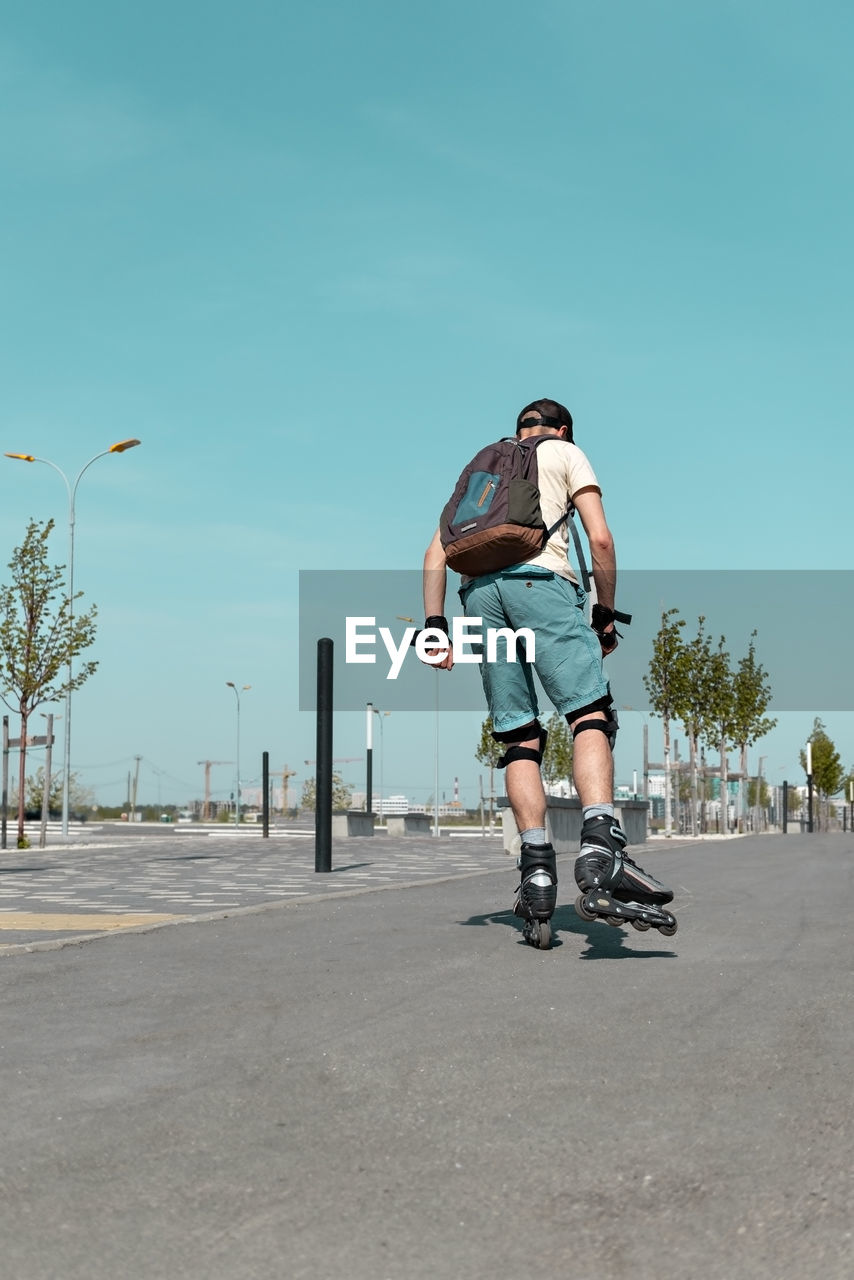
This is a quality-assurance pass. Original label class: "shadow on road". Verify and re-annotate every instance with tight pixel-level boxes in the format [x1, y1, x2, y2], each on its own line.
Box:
[0, 864, 60, 874]
[459, 901, 678, 959]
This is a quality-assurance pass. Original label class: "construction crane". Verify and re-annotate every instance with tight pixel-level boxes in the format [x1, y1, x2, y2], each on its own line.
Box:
[281, 764, 297, 814]
[197, 760, 232, 822]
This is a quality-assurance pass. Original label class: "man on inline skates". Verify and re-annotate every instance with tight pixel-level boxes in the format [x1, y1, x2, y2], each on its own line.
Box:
[420, 397, 675, 948]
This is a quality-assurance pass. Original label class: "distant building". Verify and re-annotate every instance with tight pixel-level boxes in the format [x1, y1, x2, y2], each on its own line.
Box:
[378, 794, 409, 816]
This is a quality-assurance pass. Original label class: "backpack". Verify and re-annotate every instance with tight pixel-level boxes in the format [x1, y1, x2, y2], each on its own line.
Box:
[439, 435, 590, 586]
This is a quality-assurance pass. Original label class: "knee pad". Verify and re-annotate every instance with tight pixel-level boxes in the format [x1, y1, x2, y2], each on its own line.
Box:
[568, 698, 618, 751]
[492, 719, 548, 769]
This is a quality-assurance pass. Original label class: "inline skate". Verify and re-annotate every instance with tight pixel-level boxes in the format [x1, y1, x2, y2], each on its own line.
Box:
[514, 841, 557, 949]
[574, 815, 678, 936]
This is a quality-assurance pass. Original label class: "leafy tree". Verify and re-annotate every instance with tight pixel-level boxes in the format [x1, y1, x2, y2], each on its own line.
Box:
[843, 771, 854, 830]
[25, 766, 93, 817]
[475, 715, 503, 771]
[475, 715, 503, 823]
[800, 719, 845, 829]
[730, 632, 777, 830]
[673, 616, 715, 836]
[702, 637, 737, 833]
[301, 770, 353, 811]
[542, 711, 573, 792]
[643, 608, 687, 836]
[745, 778, 771, 809]
[0, 520, 98, 845]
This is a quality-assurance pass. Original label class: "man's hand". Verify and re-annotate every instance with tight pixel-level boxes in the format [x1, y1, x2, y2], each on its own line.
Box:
[591, 603, 632, 657]
[424, 643, 454, 671]
[418, 615, 454, 670]
[598, 626, 618, 655]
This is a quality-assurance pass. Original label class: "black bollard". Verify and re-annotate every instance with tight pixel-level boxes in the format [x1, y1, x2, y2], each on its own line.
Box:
[315, 637, 333, 872]
[262, 750, 270, 838]
[1, 715, 7, 851]
[782, 780, 787, 834]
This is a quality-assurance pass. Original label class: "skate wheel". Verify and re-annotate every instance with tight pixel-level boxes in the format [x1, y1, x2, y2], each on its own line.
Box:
[574, 893, 597, 922]
[631, 919, 652, 932]
[532, 919, 552, 949]
[606, 917, 623, 928]
[523, 919, 552, 949]
[658, 920, 678, 937]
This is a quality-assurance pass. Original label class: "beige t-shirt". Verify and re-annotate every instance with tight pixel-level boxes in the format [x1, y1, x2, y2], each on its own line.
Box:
[519, 438, 600, 583]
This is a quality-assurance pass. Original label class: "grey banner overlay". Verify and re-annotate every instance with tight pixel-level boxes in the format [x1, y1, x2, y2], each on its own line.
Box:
[299, 570, 852, 712]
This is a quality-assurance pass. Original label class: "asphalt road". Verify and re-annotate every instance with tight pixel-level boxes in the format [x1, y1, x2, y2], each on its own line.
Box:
[1, 832, 852, 1280]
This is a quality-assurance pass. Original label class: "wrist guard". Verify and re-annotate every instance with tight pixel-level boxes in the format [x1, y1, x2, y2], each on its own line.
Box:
[411, 615, 450, 647]
[591, 604, 632, 654]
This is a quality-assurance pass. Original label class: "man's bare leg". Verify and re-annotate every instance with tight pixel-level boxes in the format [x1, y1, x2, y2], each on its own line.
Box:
[504, 714, 612, 826]
[504, 743, 547, 834]
[567, 710, 612, 806]
[504, 736, 556, 945]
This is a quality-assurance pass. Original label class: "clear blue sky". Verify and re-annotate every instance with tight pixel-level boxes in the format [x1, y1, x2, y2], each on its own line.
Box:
[1, 1, 851, 811]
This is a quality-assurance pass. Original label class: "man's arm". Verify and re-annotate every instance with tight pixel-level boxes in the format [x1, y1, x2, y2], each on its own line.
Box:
[571, 487, 620, 652]
[422, 529, 454, 670]
[572, 488, 616, 609]
[423, 529, 448, 617]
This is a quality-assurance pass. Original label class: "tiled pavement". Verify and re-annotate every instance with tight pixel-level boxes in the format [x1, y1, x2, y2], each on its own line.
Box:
[0, 825, 515, 953]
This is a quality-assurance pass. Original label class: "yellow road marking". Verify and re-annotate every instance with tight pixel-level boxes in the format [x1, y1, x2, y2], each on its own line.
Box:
[0, 912, 182, 932]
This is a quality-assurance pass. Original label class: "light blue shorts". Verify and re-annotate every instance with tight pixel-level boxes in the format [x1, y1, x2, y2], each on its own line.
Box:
[459, 567, 610, 735]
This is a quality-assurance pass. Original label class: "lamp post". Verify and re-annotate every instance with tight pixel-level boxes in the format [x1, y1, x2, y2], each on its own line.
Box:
[433, 666, 440, 837]
[373, 708, 390, 826]
[365, 702, 373, 818]
[620, 705, 650, 838]
[5, 440, 141, 838]
[226, 682, 251, 825]
[396, 615, 442, 837]
[755, 755, 767, 832]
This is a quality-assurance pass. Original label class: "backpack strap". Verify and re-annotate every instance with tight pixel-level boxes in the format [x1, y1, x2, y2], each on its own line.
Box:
[544, 503, 590, 593]
[521, 434, 592, 591]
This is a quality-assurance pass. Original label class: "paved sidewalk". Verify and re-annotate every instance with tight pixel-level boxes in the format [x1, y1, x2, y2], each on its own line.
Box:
[0, 824, 695, 953]
[0, 826, 510, 953]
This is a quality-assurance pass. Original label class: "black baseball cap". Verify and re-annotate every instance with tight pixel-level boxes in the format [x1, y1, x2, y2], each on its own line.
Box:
[516, 398, 573, 440]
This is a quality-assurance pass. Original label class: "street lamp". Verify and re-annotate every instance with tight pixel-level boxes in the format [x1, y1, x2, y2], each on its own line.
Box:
[620, 705, 651, 839]
[365, 704, 392, 823]
[619, 706, 649, 802]
[226, 682, 251, 825]
[755, 755, 767, 832]
[5, 440, 142, 837]
[374, 709, 390, 825]
[397, 615, 442, 837]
